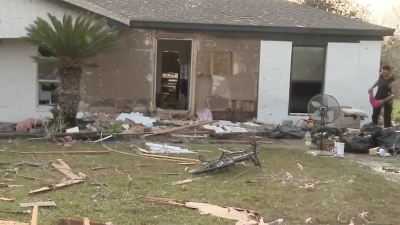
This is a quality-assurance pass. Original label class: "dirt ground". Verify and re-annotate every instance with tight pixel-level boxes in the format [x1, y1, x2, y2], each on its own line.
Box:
[1, 140, 400, 225]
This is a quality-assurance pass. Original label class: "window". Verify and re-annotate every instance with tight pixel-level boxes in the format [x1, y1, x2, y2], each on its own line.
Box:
[37, 47, 59, 106]
[289, 46, 326, 114]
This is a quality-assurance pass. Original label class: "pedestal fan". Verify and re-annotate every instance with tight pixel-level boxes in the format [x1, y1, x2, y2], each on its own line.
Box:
[308, 94, 340, 150]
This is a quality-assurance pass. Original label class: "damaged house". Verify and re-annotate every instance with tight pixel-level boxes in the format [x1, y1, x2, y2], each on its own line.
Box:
[0, 0, 394, 124]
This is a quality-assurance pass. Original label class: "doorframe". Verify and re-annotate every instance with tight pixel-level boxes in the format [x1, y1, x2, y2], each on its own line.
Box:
[153, 38, 196, 113]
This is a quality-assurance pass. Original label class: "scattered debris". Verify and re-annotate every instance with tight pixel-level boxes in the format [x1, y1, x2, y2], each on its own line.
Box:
[0, 219, 30, 225]
[146, 142, 196, 154]
[59, 218, 107, 225]
[146, 197, 282, 225]
[29, 179, 84, 195]
[51, 163, 81, 180]
[0, 196, 14, 202]
[168, 179, 193, 186]
[16, 151, 109, 155]
[92, 166, 106, 171]
[16, 118, 42, 132]
[19, 201, 57, 208]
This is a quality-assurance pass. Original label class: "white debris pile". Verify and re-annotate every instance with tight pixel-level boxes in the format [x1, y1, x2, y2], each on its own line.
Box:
[145, 142, 197, 154]
[202, 120, 260, 133]
[116, 112, 157, 128]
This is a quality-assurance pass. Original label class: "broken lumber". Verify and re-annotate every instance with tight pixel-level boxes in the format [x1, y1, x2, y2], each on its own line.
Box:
[31, 206, 38, 225]
[56, 159, 71, 169]
[0, 196, 14, 202]
[83, 218, 90, 225]
[51, 163, 81, 180]
[145, 120, 216, 137]
[29, 179, 84, 195]
[59, 218, 106, 225]
[0, 220, 30, 225]
[19, 201, 56, 208]
[18, 151, 109, 155]
[210, 140, 273, 144]
[141, 153, 199, 162]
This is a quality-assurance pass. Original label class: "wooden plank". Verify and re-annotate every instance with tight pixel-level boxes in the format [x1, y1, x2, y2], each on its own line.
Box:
[18, 151, 109, 155]
[83, 218, 90, 225]
[56, 159, 71, 169]
[145, 120, 215, 137]
[0, 220, 30, 225]
[31, 206, 38, 225]
[0, 196, 14, 202]
[29, 179, 84, 195]
[141, 154, 199, 162]
[19, 201, 56, 207]
[51, 163, 81, 180]
[58, 218, 106, 225]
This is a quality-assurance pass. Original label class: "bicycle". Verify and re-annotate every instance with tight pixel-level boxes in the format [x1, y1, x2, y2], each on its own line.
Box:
[188, 135, 261, 175]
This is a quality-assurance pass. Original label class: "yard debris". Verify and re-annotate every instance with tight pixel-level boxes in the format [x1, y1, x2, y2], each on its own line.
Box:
[92, 166, 106, 170]
[29, 179, 84, 195]
[59, 218, 107, 225]
[0, 219, 30, 225]
[146, 197, 282, 225]
[15, 161, 44, 167]
[141, 153, 199, 162]
[168, 179, 193, 185]
[31, 206, 38, 225]
[0, 196, 14, 202]
[146, 120, 216, 136]
[16, 118, 42, 132]
[145, 142, 196, 154]
[19, 201, 56, 208]
[51, 163, 81, 180]
[17, 151, 109, 155]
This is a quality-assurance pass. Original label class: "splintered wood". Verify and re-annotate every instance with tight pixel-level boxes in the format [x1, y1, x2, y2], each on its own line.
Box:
[0, 196, 14, 202]
[29, 159, 84, 195]
[0, 220, 30, 225]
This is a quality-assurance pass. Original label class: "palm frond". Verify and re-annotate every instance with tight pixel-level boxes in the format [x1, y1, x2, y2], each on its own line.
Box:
[31, 56, 59, 66]
[22, 12, 124, 66]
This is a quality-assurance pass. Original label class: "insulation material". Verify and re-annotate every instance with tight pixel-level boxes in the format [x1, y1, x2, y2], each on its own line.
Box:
[145, 142, 196, 154]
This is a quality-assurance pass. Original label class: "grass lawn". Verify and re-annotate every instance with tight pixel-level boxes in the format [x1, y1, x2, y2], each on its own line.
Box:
[1, 140, 400, 225]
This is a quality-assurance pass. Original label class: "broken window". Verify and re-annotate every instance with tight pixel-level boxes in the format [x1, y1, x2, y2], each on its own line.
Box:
[37, 47, 59, 106]
[289, 46, 326, 114]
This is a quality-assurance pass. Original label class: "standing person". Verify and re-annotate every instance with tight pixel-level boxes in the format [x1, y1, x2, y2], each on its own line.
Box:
[368, 65, 396, 128]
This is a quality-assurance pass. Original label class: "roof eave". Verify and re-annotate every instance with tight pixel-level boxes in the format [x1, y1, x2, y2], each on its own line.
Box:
[130, 20, 395, 37]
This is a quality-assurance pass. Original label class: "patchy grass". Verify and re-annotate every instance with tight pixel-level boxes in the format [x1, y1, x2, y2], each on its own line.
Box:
[0, 141, 400, 225]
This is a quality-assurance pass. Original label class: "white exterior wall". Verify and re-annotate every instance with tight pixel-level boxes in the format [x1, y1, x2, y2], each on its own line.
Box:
[0, 0, 78, 122]
[257, 40, 382, 125]
[257, 41, 293, 124]
[0, 0, 78, 38]
[0, 39, 52, 122]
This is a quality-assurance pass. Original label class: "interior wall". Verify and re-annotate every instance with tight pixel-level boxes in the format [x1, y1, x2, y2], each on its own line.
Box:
[195, 35, 260, 121]
[155, 40, 192, 94]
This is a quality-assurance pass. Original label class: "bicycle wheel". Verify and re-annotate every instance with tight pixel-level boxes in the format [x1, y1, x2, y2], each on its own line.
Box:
[189, 158, 235, 175]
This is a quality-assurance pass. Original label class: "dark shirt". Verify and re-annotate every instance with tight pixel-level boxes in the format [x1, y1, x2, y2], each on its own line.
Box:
[375, 74, 395, 100]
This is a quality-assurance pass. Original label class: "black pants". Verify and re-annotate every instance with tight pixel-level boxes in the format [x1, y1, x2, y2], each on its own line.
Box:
[372, 103, 393, 128]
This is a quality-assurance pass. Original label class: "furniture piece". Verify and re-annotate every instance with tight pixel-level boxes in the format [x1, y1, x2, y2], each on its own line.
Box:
[333, 106, 362, 129]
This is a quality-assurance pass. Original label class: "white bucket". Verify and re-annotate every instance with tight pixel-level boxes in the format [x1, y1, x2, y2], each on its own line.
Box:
[336, 142, 345, 158]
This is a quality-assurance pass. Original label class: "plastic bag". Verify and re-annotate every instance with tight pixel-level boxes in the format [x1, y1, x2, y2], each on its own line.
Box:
[343, 134, 374, 153]
[361, 123, 382, 136]
[267, 124, 305, 139]
[377, 128, 398, 149]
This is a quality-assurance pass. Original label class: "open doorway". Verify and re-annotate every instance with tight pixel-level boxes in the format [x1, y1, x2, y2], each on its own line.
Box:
[155, 39, 192, 110]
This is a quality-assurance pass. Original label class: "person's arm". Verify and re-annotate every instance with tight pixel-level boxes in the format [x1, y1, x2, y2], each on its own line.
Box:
[368, 73, 382, 92]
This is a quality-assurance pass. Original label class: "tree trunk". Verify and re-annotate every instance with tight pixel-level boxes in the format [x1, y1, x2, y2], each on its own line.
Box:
[58, 66, 83, 128]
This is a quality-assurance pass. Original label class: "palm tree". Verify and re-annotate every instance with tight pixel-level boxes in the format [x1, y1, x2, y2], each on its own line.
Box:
[23, 13, 124, 127]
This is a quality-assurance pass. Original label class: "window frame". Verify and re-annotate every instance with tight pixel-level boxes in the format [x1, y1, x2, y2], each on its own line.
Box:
[288, 43, 327, 116]
[36, 47, 60, 108]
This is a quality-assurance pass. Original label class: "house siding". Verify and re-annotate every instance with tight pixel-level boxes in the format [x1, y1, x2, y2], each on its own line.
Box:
[0, 39, 52, 123]
[257, 40, 382, 125]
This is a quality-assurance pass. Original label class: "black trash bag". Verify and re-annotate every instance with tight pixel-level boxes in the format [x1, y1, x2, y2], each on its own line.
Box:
[267, 124, 305, 139]
[311, 121, 339, 136]
[343, 134, 374, 154]
[361, 122, 383, 136]
[377, 128, 398, 149]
